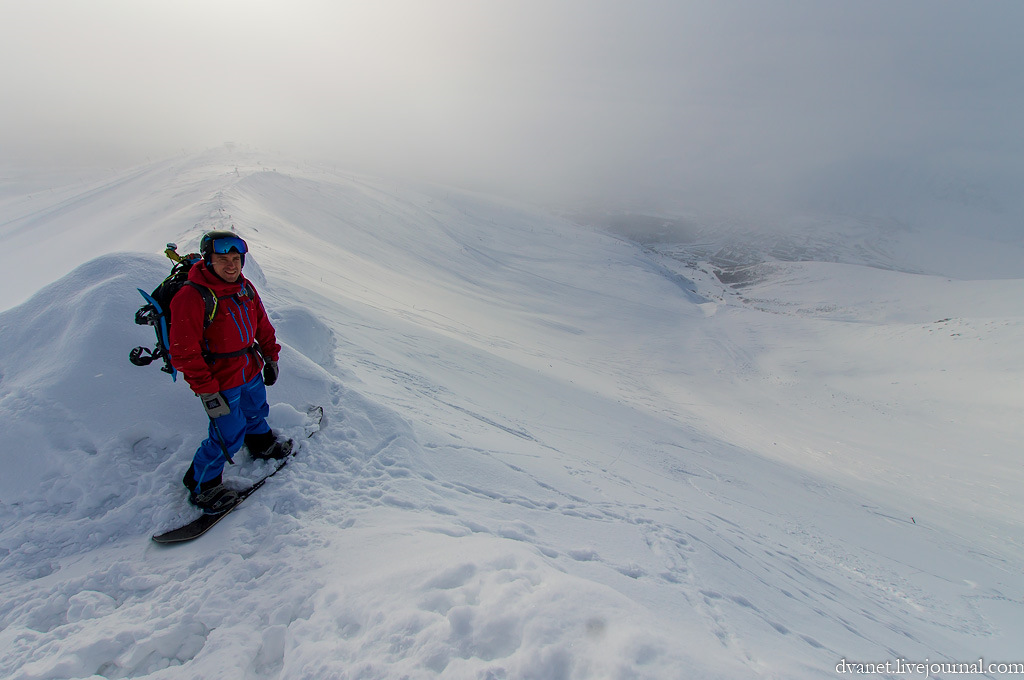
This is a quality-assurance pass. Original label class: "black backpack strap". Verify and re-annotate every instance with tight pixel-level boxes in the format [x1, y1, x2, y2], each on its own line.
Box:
[185, 282, 218, 328]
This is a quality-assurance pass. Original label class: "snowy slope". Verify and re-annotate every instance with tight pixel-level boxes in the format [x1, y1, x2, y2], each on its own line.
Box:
[2, 150, 1023, 679]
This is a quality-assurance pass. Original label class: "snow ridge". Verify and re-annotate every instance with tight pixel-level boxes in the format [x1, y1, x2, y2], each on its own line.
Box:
[2, 151, 1022, 678]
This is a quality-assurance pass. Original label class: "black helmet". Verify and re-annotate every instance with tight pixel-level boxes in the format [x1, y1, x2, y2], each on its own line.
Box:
[200, 230, 248, 266]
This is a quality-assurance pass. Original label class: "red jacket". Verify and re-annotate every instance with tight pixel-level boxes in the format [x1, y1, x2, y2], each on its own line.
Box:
[169, 261, 281, 395]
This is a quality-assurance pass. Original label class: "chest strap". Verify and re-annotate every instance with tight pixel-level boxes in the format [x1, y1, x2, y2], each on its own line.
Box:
[203, 343, 259, 364]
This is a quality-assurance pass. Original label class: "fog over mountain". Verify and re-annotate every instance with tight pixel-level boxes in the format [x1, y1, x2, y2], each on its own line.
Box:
[3, 1, 1023, 231]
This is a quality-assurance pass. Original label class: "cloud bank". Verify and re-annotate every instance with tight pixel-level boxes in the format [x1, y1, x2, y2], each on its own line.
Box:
[2, 1, 1022, 221]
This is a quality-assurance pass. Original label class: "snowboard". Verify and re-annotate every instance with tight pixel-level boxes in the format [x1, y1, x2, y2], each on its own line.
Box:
[152, 405, 323, 544]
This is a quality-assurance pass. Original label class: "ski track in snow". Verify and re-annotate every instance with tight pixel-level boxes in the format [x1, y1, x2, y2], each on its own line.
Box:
[1, 149, 1023, 679]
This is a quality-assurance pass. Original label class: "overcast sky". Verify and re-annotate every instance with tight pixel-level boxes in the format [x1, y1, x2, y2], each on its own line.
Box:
[2, 0, 1022, 218]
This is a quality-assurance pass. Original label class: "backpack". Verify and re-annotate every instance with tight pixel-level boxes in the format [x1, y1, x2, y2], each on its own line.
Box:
[129, 243, 254, 381]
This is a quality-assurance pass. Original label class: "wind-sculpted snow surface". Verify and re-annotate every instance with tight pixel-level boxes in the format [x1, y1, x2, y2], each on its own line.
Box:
[1, 152, 1023, 678]
[0, 252, 730, 678]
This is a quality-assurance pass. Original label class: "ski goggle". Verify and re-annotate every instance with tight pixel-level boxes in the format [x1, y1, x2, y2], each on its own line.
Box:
[210, 236, 248, 255]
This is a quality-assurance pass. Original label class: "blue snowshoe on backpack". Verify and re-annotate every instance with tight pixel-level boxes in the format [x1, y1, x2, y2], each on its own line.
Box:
[130, 243, 216, 381]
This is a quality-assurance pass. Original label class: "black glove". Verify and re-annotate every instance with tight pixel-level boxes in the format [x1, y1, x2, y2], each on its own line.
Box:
[199, 392, 230, 419]
[263, 360, 279, 387]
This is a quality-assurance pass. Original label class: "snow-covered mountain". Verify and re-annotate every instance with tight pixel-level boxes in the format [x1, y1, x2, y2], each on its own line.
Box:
[2, 149, 1023, 679]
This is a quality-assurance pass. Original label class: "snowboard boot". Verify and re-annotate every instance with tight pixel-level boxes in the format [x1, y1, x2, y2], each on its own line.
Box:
[245, 430, 290, 460]
[189, 483, 240, 515]
[183, 468, 239, 515]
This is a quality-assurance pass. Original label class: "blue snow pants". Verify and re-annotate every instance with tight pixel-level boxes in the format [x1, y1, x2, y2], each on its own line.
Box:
[187, 373, 271, 489]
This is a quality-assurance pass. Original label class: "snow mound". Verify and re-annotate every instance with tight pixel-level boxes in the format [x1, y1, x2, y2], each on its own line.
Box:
[0, 254, 337, 564]
[0, 254, 192, 505]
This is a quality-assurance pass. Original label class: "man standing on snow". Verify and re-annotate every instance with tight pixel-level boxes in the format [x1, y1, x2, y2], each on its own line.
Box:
[169, 230, 286, 514]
